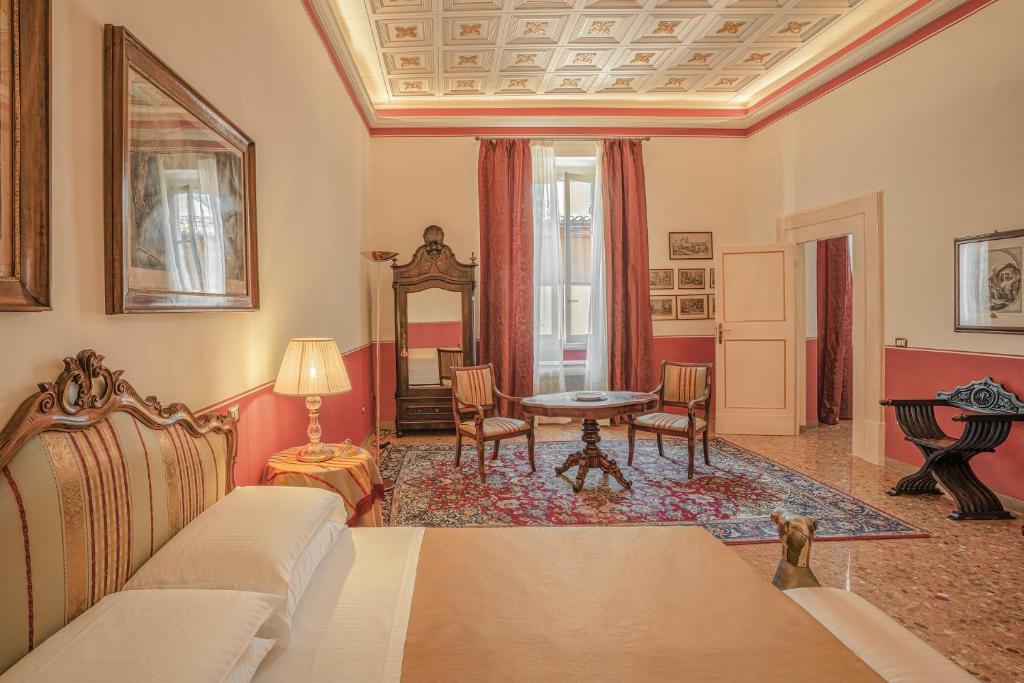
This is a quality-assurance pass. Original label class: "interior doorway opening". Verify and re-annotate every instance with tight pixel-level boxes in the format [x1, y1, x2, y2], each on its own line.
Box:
[802, 236, 855, 434]
[778, 192, 885, 465]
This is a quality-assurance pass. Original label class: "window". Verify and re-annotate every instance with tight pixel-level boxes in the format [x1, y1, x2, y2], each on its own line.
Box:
[538, 157, 596, 348]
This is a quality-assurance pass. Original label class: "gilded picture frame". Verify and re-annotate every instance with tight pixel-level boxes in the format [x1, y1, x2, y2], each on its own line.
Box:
[104, 26, 259, 313]
[0, 0, 50, 311]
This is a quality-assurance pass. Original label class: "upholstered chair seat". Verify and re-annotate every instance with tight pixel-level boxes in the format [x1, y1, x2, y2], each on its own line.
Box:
[628, 361, 713, 480]
[458, 417, 530, 438]
[451, 364, 536, 482]
[634, 412, 706, 433]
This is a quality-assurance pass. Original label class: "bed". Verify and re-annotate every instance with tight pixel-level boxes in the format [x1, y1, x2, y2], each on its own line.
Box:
[0, 350, 972, 682]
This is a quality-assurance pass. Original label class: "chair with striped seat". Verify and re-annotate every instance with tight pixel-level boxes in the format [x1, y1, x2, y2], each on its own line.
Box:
[451, 364, 536, 483]
[628, 361, 712, 479]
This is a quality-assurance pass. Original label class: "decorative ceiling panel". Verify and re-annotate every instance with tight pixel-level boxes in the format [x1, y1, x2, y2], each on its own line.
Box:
[321, 0, 957, 117]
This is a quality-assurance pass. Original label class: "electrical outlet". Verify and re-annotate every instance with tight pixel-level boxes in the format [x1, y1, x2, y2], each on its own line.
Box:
[894, 337, 908, 348]
[228, 405, 240, 420]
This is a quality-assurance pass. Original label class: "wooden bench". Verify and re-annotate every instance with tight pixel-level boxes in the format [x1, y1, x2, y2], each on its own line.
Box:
[881, 377, 1024, 520]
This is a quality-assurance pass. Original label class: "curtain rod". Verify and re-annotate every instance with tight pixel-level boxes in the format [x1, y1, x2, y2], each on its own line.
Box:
[474, 135, 650, 142]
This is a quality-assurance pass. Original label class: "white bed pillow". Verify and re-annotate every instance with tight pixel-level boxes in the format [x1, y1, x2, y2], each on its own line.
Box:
[124, 485, 347, 643]
[225, 637, 276, 683]
[1, 589, 279, 682]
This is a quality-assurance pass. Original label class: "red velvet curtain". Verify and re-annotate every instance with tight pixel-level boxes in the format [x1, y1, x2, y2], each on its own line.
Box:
[478, 139, 534, 410]
[817, 237, 853, 424]
[602, 139, 656, 394]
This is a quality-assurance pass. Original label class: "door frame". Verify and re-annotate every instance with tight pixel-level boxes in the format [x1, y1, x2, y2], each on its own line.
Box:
[777, 191, 885, 465]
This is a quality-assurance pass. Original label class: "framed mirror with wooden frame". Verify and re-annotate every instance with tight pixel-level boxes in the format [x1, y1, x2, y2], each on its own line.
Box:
[0, 0, 50, 312]
[104, 26, 259, 313]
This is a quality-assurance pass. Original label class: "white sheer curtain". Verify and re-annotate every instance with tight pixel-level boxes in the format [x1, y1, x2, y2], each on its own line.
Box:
[584, 143, 609, 391]
[196, 156, 227, 294]
[155, 155, 186, 292]
[531, 141, 567, 395]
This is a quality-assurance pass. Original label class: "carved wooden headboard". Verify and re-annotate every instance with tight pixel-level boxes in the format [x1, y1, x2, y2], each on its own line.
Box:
[0, 350, 237, 673]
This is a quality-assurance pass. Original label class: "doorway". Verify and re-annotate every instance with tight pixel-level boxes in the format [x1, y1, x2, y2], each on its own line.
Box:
[778, 192, 885, 465]
[801, 236, 854, 433]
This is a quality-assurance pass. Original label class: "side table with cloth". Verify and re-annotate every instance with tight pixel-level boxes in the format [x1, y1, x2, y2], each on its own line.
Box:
[263, 442, 385, 527]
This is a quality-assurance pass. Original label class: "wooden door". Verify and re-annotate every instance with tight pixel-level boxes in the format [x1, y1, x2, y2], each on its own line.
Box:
[714, 244, 798, 435]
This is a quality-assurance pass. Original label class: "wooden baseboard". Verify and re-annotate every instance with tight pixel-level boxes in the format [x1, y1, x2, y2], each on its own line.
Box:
[885, 457, 1024, 515]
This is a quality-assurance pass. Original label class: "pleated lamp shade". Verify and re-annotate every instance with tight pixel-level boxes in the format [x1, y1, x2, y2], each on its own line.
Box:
[273, 338, 352, 397]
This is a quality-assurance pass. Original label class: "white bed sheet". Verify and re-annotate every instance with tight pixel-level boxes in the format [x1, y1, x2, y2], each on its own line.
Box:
[252, 527, 424, 683]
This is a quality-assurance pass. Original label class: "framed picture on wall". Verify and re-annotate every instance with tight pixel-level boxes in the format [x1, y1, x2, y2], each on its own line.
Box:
[649, 268, 674, 290]
[954, 228, 1024, 334]
[669, 232, 713, 260]
[0, 0, 50, 311]
[104, 26, 259, 313]
[677, 268, 705, 289]
[710, 267, 715, 290]
[677, 294, 708, 320]
[709, 294, 716, 318]
[650, 296, 675, 321]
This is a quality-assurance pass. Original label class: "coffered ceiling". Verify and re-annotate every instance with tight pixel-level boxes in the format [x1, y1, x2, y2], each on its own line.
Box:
[306, 0, 981, 129]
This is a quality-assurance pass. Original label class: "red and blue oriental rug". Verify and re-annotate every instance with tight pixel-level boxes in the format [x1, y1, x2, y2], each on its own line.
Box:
[379, 438, 928, 544]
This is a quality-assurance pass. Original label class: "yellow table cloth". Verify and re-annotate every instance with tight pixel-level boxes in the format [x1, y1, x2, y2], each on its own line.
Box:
[262, 442, 384, 527]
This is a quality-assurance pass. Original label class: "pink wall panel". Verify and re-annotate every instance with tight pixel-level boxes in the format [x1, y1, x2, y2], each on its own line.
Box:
[883, 347, 1024, 501]
[407, 321, 463, 348]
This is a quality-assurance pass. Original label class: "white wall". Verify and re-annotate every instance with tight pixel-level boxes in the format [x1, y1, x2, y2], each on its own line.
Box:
[370, 136, 745, 340]
[0, 0, 372, 419]
[745, 0, 1024, 356]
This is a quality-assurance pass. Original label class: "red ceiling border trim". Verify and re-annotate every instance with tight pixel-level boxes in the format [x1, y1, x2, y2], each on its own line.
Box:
[301, 0, 1001, 138]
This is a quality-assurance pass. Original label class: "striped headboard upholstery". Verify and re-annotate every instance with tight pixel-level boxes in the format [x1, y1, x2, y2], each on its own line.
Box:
[662, 363, 711, 405]
[0, 351, 236, 674]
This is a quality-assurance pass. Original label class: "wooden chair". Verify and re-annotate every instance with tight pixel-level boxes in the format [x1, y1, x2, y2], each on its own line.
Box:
[627, 361, 712, 479]
[437, 347, 463, 387]
[881, 377, 1024, 520]
[451, 364, 536, 482]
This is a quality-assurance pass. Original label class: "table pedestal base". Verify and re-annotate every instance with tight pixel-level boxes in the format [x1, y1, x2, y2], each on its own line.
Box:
[555, 418, 632, 493]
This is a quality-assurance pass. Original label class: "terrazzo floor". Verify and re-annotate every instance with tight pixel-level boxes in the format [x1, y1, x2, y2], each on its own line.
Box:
[383, 420, 1024, 681]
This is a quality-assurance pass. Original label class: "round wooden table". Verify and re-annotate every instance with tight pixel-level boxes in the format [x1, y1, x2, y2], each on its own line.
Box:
[520, 391, 658, 492]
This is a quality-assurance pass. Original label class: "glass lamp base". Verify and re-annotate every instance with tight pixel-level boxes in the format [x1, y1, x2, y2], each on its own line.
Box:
[297, 443, 337, 463]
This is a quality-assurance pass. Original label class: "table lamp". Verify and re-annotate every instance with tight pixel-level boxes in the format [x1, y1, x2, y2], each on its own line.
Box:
[274, 338, 352, 463]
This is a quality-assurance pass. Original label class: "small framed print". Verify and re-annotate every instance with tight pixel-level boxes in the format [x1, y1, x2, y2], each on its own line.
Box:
[677, 268, 705, 289]
[650, 296, 675, 321]
[710, 267, 715, 290]
[669, 231, 713, 260]
[709, 294, 716, 318]
[955, 228, 1024, 333]
[677, 294, 708, 320]
[649, 268, 674, 290]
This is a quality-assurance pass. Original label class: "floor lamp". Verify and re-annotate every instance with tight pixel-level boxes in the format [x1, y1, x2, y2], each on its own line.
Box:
[362, 250, 398, 487]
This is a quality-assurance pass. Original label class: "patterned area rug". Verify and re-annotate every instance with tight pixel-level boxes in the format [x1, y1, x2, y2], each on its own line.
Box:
[379, 438, 928, 543]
